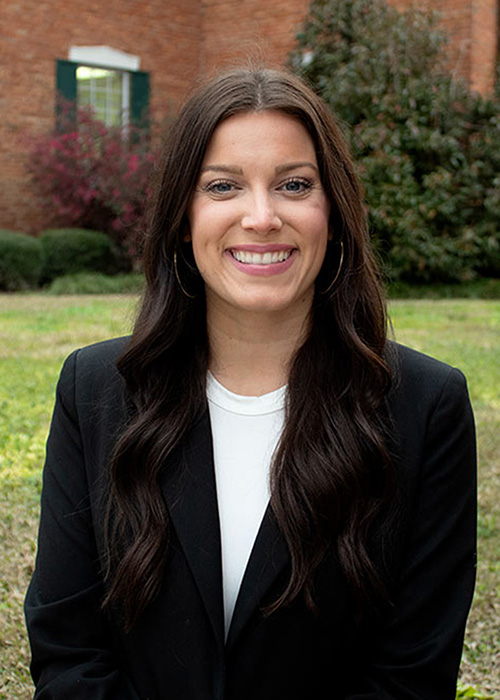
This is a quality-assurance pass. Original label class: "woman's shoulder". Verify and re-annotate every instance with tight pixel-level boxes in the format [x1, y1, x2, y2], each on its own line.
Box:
[70, 335, 130, 365]
[386, 340, 470, 417]
[57, 336, 131, 404]
[62, 336, 130, 373]
[388, 339, 466, 384]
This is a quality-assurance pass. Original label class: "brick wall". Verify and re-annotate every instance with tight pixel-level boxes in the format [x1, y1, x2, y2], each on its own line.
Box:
[0, 0, 497, 233]
[0, 0, 201, 233]
[470, 0, 498, 93]
[201, 0, 310, 71]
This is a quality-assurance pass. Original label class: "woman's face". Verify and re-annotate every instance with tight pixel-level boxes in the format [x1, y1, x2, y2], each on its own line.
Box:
[188, 110, 330, 319]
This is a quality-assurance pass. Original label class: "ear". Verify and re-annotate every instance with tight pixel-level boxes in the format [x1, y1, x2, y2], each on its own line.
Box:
[183, 232, 192, 243]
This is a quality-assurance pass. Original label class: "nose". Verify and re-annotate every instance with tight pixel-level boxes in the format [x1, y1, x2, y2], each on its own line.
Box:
[241, 190, 282, 234]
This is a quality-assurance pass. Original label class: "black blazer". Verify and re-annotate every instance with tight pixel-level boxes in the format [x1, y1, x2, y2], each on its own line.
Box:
[25, 338, 476, 700]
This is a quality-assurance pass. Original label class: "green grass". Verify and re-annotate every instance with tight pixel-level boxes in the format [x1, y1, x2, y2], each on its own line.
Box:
[0, 294, 499, 699]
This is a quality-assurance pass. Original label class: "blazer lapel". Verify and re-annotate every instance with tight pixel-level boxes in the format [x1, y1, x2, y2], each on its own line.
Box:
[160, 408, 291, 652]
[160, 410, 225, 649]
[226, 504, 289, 649]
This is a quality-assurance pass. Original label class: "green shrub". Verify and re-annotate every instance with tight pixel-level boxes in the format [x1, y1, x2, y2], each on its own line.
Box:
[289, 0, 500, 283]
[388, 277, 500, 299]
[0, 229, 42, 291]
[47, 271, 144, 295]
[40, 228, 122, 283]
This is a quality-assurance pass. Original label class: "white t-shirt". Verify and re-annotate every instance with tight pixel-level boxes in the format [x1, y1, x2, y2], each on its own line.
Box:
[206, 373, 286, 638]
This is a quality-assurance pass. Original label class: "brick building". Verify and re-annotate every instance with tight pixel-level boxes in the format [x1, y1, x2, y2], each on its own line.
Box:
[0, 0, 497, 233]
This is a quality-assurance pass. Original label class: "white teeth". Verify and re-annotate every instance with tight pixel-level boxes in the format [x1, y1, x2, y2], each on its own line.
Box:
[231, 249, 292, 264]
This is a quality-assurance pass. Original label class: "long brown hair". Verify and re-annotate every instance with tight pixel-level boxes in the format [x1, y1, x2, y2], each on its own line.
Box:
[103, 67, 394, 631]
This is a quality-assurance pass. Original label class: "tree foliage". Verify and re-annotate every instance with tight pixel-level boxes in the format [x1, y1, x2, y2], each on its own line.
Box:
[289, 0, 500, 282]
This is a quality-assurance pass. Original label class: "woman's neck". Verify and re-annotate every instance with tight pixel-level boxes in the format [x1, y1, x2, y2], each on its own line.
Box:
[206, 303, 311, 396]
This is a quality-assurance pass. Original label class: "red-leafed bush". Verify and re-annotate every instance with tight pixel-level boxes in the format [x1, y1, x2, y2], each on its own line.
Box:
[27, 103, 159, 265]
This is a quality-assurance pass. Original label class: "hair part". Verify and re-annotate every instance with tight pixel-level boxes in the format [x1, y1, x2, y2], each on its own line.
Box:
[103, 66, 394, 632]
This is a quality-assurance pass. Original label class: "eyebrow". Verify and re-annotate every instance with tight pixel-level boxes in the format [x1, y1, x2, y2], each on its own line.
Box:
[200, 161, 319, 175]
[200, 164, 243, 175]
[275, 161, 319, 174]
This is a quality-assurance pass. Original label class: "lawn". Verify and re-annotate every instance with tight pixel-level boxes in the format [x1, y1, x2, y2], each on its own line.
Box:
[0, 294, 499, 699]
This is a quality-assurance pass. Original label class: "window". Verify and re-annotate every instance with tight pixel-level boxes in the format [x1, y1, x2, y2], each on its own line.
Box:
[55, 47, 149, 130]
[76, 66, 130, 128]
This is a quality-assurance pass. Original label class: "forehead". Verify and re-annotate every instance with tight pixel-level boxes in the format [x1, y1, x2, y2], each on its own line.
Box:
[202, 110, 317, 164]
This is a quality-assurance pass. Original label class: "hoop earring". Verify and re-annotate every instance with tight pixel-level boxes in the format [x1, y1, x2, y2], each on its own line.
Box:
[174, 250, 196, 299]
[319, 241, 344, 295]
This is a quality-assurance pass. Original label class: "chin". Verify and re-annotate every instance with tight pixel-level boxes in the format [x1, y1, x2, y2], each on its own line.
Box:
[232, 294, 305, 315]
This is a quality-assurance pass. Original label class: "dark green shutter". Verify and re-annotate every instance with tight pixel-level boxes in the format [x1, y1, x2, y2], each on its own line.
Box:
[56, 59, 77, 101]
[131, 71, 150, 129]
[55, 59, 77, 129]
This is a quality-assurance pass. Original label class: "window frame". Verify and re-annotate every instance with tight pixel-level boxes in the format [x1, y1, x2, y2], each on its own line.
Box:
[55, 47, 149, 132]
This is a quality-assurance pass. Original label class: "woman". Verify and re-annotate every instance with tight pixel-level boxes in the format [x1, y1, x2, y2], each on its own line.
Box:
[25, 67, 476, 700]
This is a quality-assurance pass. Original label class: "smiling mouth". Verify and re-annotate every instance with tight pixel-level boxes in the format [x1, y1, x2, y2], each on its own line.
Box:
[230, 249, 293, 265]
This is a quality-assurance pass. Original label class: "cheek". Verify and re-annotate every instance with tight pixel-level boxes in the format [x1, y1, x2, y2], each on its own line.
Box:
[308, 209, 330, 249]
[306, 214, 330, 275]
[187, 204, 207, 269]
[190, 237, 206, 273]
[190, 209, 234, 263]
[314, 237, 329, 275]
[190, 231, 222, 281]
[190, 200, 226, 239]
